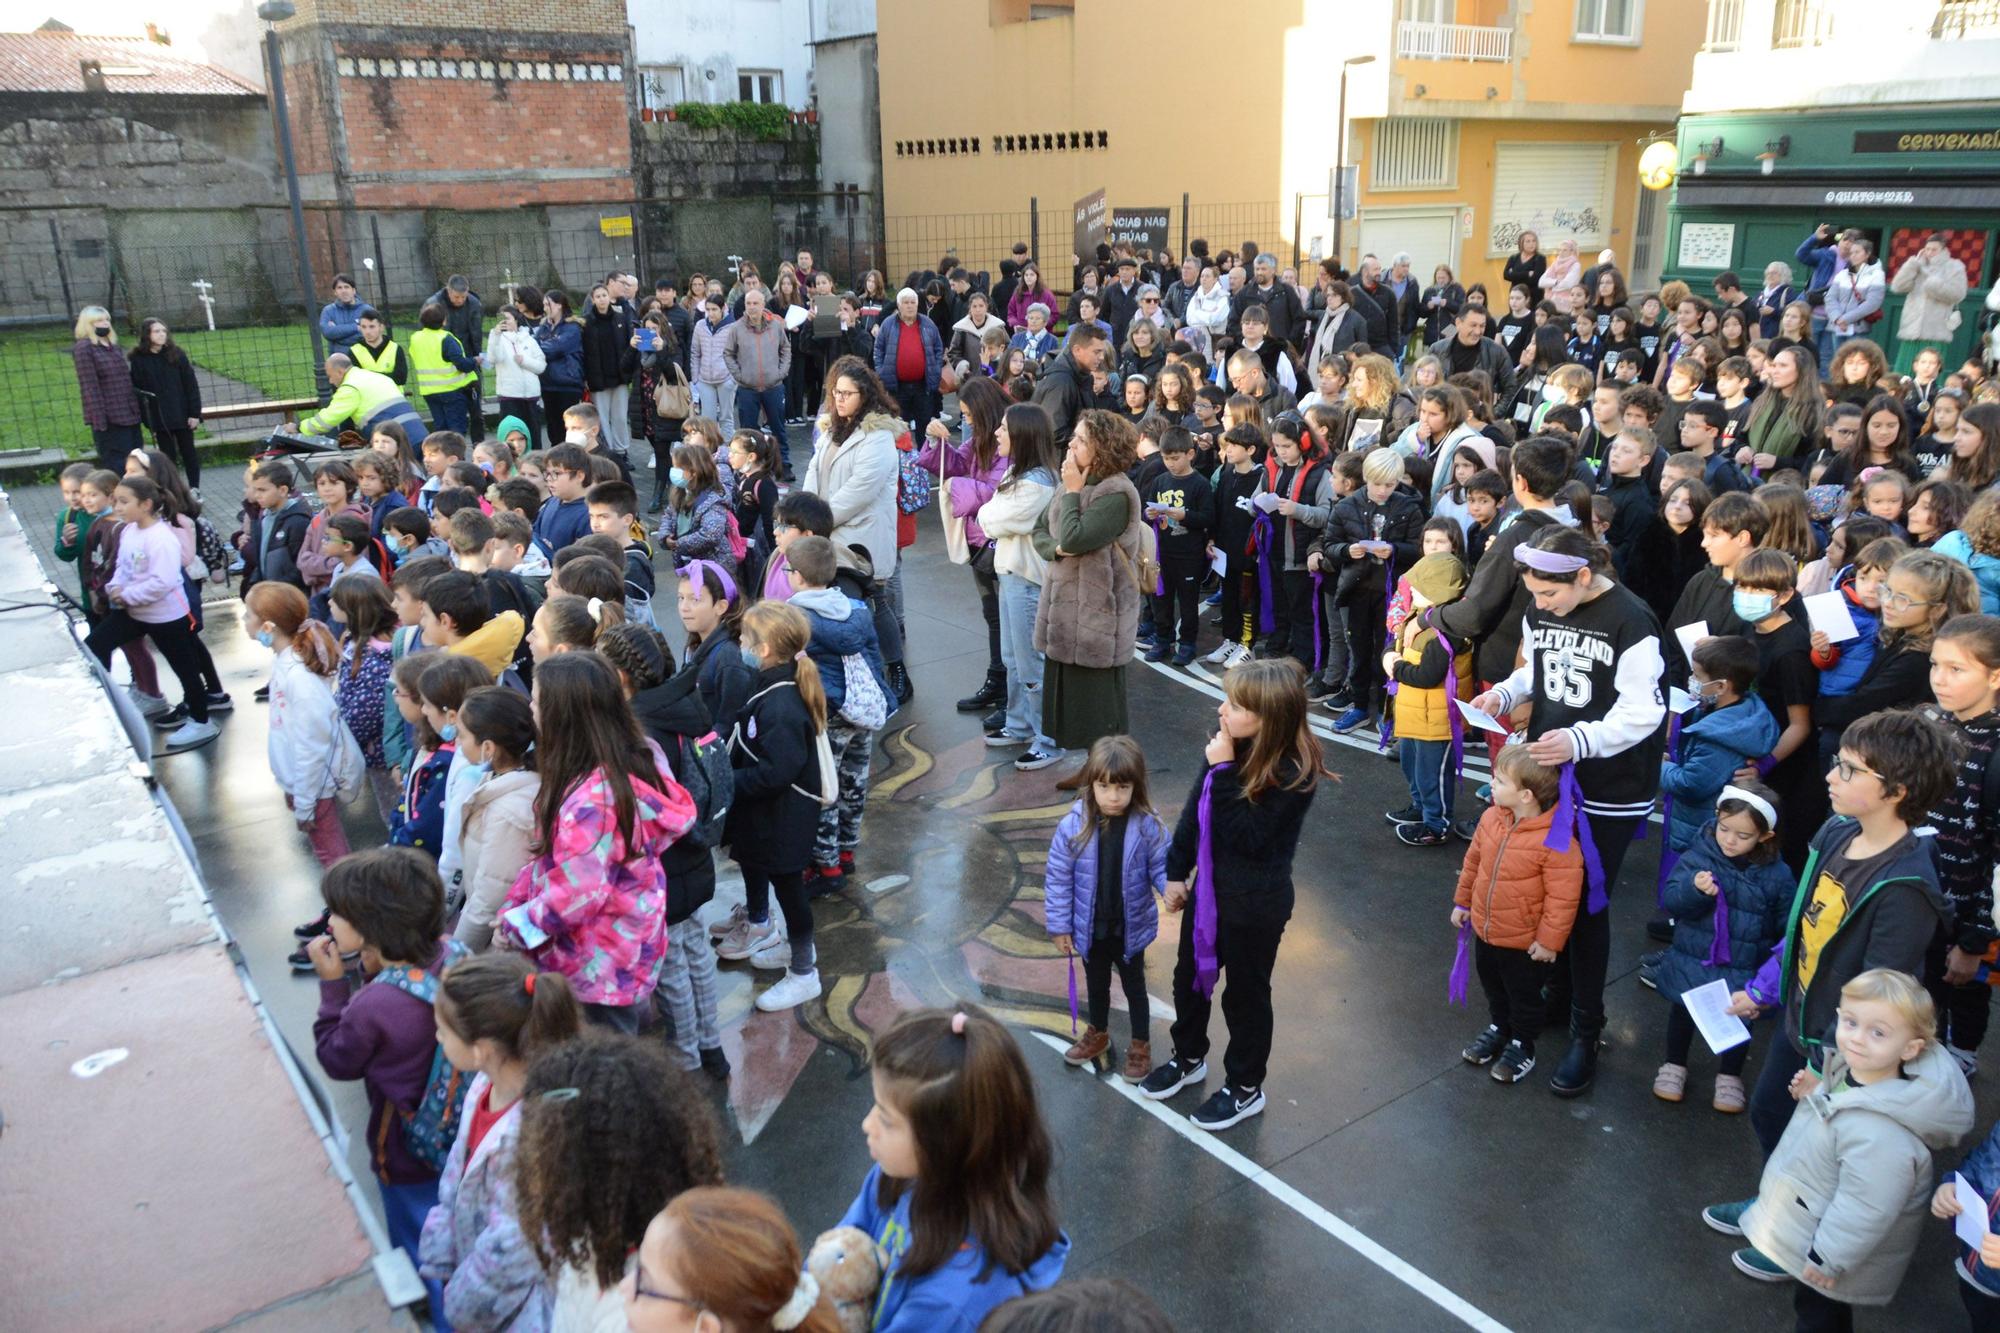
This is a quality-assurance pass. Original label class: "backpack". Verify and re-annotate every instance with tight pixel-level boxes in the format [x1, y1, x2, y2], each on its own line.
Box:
[896, 440, 933, 515]
[193, 515, 229, 582]
[673, 729, 735, 848]
[733, 682, 838, 808]
[837, 653, 890, 730]
[722, 507, 750, 563]
[371, 938, 472, 1174]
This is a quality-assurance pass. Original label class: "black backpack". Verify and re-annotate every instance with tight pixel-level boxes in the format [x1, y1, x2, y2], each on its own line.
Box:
[673, 728, 734, 849]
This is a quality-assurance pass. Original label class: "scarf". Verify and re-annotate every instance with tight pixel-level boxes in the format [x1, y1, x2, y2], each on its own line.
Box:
[1703, 882, 1733, 971]
[1448, 919, 1472, 1005]
[1191, 762, 1230, 997]
[1548, 763, 1608, 915]
[1251, 513, 1278, 634]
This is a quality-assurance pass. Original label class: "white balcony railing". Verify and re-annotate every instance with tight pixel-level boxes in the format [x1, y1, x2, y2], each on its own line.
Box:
[1703, 0, 1745, 50]
[1395, 19, 1514, 61]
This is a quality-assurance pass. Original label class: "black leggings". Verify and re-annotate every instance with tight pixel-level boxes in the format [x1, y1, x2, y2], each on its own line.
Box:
[540, 391, 582, 444]
[1083, 938, 1149, 1039]
[87, 609, 210, 723]
[973, 560, 1001, 672]
[1544, 814, 1643, 1036]
[1665, 1001, 1749, 1075]
[154, 426, 200, 486]
[741, 863, 816, 975]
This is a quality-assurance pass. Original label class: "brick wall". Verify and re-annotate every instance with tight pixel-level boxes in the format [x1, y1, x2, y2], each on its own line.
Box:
[280, 0, 624, 34]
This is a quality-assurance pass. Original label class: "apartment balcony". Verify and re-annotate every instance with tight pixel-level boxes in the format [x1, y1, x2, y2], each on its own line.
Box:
[1705, 0, 2000, 50]
[1395, 19, 1513, 61]
[1688, 0, 2000, 111]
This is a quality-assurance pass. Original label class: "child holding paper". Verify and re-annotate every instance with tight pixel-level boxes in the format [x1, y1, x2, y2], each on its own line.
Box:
[1738, 969, 1972, 1329]
[1651, 782, 1793, 1113]
[1450, 745, 1583, 1086]
[1383, 552, 1470, 847]
[1931, 1113, 2000, 1326]
[1659, 635, 1778, 854]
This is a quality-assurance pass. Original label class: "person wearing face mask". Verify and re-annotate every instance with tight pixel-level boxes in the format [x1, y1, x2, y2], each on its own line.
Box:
[71, 305, 145, 471]
[1658, 635, 1779, 855]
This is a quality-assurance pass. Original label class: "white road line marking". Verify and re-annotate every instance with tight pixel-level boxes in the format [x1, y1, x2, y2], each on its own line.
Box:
[1031, 1033, 1513, 1332]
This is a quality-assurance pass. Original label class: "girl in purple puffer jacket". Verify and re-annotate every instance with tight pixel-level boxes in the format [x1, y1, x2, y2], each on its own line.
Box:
[921, 376, 1013, 710]
[1045, 735, 1170, 1083]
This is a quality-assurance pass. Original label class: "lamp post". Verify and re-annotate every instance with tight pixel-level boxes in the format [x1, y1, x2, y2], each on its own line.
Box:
[258, 0, 324, 384]
[1332, 54, 1375, 268]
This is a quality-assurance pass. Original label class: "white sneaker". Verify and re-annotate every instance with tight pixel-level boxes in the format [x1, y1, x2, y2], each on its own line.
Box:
[1201, 641, 1235, 664]
[748, 937, 793, 970]
[716, 917, 782, 961]
[159, 719, 220, 753]
[128, 688, 172, 719]
[708, 903, 745, 940]
[755, 969, 822, 1012]
[1222, 642, 1252, 666]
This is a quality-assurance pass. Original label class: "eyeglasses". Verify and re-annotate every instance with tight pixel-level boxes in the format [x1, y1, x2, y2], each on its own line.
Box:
[1141, 296, 1159, 304]
[832, 388, 862, 400]
[631, 1267, 704, 1312]
[1877, 588, 1933, 612]
[1831, 757, 1882, 783]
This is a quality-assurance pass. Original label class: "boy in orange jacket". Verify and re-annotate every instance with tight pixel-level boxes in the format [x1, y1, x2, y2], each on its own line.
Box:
[1451, 744, 1585, 1084]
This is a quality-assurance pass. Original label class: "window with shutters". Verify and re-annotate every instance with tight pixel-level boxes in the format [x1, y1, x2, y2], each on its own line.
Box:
[1487, 141, 1618, 258]
[1370, 119, 1458, 191]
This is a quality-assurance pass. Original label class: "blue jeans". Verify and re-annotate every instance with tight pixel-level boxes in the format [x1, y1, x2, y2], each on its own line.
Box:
[736, 384, 789, 464]
[1399, 737, 1453, 832]
[377, 1175, 439, 1266]
[998, 573, 1053, 747]
[1813, 316, 1834, 372]
[425, 391, 469, 433]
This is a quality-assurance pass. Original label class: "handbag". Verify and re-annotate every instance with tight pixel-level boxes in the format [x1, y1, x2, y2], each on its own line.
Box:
[937, 437, 971, 564]
[939, 363, 961, 395]
[653, 361, 692, 418]
[838, 653, 890, 729]
[970, 541, 997, 577]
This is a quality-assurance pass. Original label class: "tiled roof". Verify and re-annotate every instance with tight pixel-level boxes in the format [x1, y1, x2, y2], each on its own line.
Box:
[0, 32, 261, 97]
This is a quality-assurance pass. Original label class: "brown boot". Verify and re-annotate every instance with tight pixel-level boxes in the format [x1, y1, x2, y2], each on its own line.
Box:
[1121, 1038, 1152, 1084]
[1063, 1025, 1110, 1066]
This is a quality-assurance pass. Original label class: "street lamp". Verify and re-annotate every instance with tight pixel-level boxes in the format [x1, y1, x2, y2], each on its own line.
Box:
[258, 0, 325, 383]
[1332, 54, 1376, 268]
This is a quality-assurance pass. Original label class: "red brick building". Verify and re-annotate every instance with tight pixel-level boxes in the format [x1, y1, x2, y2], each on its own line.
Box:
[273, 0, 634, 212]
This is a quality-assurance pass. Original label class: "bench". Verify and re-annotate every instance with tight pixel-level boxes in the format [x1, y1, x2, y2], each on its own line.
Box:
[200, 398, 321, 422]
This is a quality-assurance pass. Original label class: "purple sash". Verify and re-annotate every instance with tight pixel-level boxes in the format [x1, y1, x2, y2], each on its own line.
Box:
[1442, 634, 1464, 781]
[1654, 711, 1686, 905]
[1703, 885, 1733, 970]
[1192, 762, 1230, 997]
[1311, 570, 1326, 673]
[1376, 550, 1399, 753]
[1066, 952, 1079, 1033]
[1448, 920, 1472, 1005]
[1251, 513, 1277, 634]
[1147, 515, 1166, 595]
[1547, 763, 1609, 915]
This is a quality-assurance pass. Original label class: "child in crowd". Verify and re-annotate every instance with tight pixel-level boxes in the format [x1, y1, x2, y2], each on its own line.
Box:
[1317, 447, 1423, 734]
[839, 1006, 1069, 1328]
[52, 460, 93, 602]
[385, 506, 450, 566]
[414, 653, 497, 909]
[451, 687, 541, 953]
[1046, 736, 1171, 1081]
[1705, 710, 1965, 1279]
[627, 1187, 847, 1333]
[587, 480, 661, 628]
[785, 536, 893, 893]
[491, 478, 543, 524]
[726, 429, 782, 583]
[496, 652, 693, 1034]
[240, 461, 312, 595]
[418, 952, 580, 1331]
[327, 578, 400, 826]
[1666, 490, 1767, 683]
[383, 556, 447, 781]
[308, 847, 465, 1263]
[1659, 635, 1778, 854]
[1142, 426, 1215, 666]
[1384, 552, 1470, 847]
[1738, 970, 1972, 1328]
[1202, 422, 1266, 668]
[75, 467, 164, 713]
[1921, 615, 2000, 1077]
[716, 602, 829, 1013]
[386, 652, 454, 862]
[1809, 534, 1900, 697]
[420, 568, 526, 685]
[1451, 745, 1583, 1084]
[418, 433, 468, 514]
[1463, 469, 1510, 569]
[1933, 1111, 2000, 1326]
[1146, 659, 1324, 1131]
[370, 423, 425, 501]
[488, 510, 549, 585]
[525, 594, 616, 662]
[1651, 782, 1793, 1112]
[247, 580, 362, 876]
[298, 459, 368, 601]
[447, 510, 540, 674]
[1731, 549, 1820, 868]
[531, 444, 594, 558]
[1255, 421, 1332, 667]
[677, 561, 755, 735]
[514, 1034, 723, 1326]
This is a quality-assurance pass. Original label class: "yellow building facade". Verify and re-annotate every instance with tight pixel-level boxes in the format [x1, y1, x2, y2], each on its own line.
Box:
[876, 0, 1703, 293]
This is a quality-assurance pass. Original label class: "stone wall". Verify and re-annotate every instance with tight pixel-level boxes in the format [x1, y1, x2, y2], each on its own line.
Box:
[0, 101, 278, 211]
[636, 118, 820, 197]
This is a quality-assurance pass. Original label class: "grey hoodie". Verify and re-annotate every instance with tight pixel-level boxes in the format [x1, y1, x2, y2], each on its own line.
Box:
[1743, 1040, 1973, 1305]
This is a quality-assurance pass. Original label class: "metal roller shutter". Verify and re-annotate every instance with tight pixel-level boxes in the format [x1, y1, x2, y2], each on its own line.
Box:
[1487, 141, 1618, 258]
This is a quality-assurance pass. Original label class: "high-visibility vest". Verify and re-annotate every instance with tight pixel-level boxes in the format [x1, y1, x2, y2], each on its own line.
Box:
[409, 328, 476, 396]
[298, 366, 428, 446]
[350, 337, 401, 378]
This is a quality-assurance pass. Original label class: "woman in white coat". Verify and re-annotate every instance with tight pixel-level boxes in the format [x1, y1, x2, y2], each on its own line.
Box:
[803, 355, 902, 585]
[1888, 233, 1971, 373]
[1184, 266, 1232, 344]
[484, 305, 548, 447]
[977, 401, 1062, 753]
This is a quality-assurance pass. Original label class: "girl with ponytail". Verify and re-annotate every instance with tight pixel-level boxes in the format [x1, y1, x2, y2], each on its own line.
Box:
[717, 602, 828, 1013]
[623, 1187, 841, 1333]
[420, 952, 581, 1330]
[245, 581, 363, 869]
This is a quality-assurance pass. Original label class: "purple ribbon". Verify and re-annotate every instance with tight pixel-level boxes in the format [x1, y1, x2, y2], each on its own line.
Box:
[1546, 763, 1608, 915]
[1147, 515, 1166, 595]
[1066, 952, 1079, 1034]
[1192, 762, 1229, 998]
[1448, 920, 1472, 1006]
[1754, 752, 1778, 780]
[1251, 514, 1277, 635]
[1442, 633, 1464, 782]
[1703, 883, 1732, 970]
[1654, 711, 1686, 905]
[1377, 550, 1398, 754]
[1310, 571, 1325, 673]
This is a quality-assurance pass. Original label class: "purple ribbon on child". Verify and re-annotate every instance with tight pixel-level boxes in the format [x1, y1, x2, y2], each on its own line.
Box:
[1310, 570, 1326, 673]
[1442, 633, 1465, 782]
[1251, 513, 1278, 634]
[1448, 920, 1472, 1006]
[1703, 887, 1733, 970]
[1147, 515, 1166, 595]
[1376, 550, 1399, 753]
[1066, 952, 1079, 1034]
[1547, 762, 1609, 915]
[1654, 711, 1686, 906]
[1192, 762, 1230, 997]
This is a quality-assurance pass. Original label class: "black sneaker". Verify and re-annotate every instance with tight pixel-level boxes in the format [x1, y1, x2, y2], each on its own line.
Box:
[1638, 962, 1660, 991]
[1383, 804, 1425, 826]
[205, 691, 234, 714]
[1144, 642, 1172, 663]
[1321, 690, 1354, 712]
[1461, 1024, 1508, 1065]
[254, 684, 271, 703]
[1645, 914, 1675, 942]
[698, 1046, 731, 1081]
[1014, 747, 1065, 772]
[1137, 1054, 1207, 1100]
[1306, 677, 1335, 700]
[981, 707, 1006, 731]
[1491, 1040, 1537, 1084]
[1396, 823, 1449, 847]
[293, 908, 331, 939]
[1190, 1084, 1265, 1131]
[150, 702, 189, 729]
[289, 944, 358, 974]
[1450, 816, 1482, 842]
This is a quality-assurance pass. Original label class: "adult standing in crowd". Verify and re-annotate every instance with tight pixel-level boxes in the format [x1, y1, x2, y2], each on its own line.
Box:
[1824, 236, 1886, 356]
[317, 273, 363, 357]
[1796, 224, 1855, 367]
[629, 311, 688, 514]
[1468, 524, 1666, 1097]
[128, 318, 203, 487]
[872, 288, 944, 441]
[583, 282, 638, 460]
[725, 288, 792, 478]
[408, 302, 481, 435]
[428, 275, 486, 442]
[1350, 256, 1399, 358]
[70, 305, 142, 473]
[533, 289, 585, 445]
[803, 356, 906, 692]
[1427, 305, 1516, 405]
[348, 307, 403, 387]
[690, 293, 736, 433]
[1164, 256, 1203, 324]
[1889, 233, 1970, 374]
[1306, 279, 1367, 371]
[1033, 323, 1116, 447]
[1231, 254, 1307, 353]
[484, 304, 546, 447]
[1503, 230, 1547, 296]
[1386, 253, 1422, 357]
[1031, 409, 1145, 770]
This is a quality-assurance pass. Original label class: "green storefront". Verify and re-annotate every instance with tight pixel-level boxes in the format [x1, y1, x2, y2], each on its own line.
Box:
[1662, 106, 1998, 368]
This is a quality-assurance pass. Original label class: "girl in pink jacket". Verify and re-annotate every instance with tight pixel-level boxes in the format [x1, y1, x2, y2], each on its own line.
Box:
[496, 652, 694, 1032]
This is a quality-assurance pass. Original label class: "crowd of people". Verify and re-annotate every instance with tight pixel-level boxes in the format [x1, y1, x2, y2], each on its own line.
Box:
[48, 220, 2000, 1332]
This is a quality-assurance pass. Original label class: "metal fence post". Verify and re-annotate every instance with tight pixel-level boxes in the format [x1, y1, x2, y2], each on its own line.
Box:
[47, 218, 73, 317]
[368, 214, 389, 309]
[1181, 193, 1190, 261]
[1292, 194, 1302, 271]
[1029, 197, 1039, 267]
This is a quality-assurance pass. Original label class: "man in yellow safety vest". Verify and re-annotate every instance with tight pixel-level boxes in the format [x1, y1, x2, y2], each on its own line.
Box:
[348, 307, 406, 386]
[408, 301, 480, 434]
[291, 354, 429, 446]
